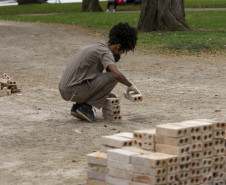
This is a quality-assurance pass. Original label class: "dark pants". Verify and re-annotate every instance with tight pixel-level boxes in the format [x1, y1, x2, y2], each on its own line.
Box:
[107, 1, 118, 9]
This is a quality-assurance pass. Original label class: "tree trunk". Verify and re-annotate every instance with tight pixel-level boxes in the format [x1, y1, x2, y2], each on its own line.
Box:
[82, 0, 102, 12]
[138, 0, 190, 31]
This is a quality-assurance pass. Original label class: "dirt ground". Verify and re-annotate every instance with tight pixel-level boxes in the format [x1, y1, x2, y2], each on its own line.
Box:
[0, 20, 225, 185]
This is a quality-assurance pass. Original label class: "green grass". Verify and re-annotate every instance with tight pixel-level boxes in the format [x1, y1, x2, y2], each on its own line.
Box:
[0, 2, 225, 55]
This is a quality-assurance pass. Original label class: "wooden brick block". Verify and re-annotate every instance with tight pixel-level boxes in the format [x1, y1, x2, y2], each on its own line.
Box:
[156, 144, 191, 155]
[115, 132, 133, 139]
[178, 171, 190, 180]
[130, 165, 167, 176]
[103, 114, 122, 121]
[167, 164, 180, 174]
[191, 135, 201, 143]
[88, 164, 108, 174]
[203, 141, 213, 151]
[156, 123, 190, 137]
[202, 158, 213, 167]
[105, 175, 130, 185]
[107, 159, 131, 171]
[214, 130, 225, 139]
[87, 151, 107, 166]
[178, 154, 191, 164]
[191, 151, 203, 160]
[180, 163, 191, 171]
[124, 91, 143, 102]
[191, 142, 203, 152]
[87, 171, 105, 181]
[191, 160, 203, 169]
[108, 168, 131, 179]
[107, 149, 139, 164]
[133, 129, 156, 141]
[202, 167, 212, 176]
[155, 135, 190, 146]
[105, 97, 120, 105]
[130, 173, 166, 185]
[86, 178, 106, 185]
[191, 169, 202, 177]
[213, 171, 224, 180]
[101, 135, 132, 148]
[213, 156, 225, 165]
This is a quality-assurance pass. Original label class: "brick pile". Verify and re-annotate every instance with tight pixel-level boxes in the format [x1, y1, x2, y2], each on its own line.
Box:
[86, 119, 226, 185]
[0, 73, 20, 97]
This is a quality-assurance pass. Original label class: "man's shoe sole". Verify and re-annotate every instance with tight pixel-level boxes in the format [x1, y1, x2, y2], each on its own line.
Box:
[71, 112, 85, 121]
[76, 110, 93, 122]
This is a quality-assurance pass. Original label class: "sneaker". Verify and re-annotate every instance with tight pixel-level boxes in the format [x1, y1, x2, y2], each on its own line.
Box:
[71, 103, 85, 120]
[76, 103, 102, 122]
[106, 9, 110, 12]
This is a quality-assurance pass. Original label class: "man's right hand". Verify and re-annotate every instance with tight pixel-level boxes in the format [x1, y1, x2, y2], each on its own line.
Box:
[127, 84, 140, 95]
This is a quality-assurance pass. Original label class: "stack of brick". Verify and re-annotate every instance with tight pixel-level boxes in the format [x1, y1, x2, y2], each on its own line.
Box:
[102, 94, 122, 121]
[86, 151, 108, 185]
[0, 73, 20, 97]
[101, 132, 133, 152]
[132, 129, 156, 151]
[155, 123, 192, 184]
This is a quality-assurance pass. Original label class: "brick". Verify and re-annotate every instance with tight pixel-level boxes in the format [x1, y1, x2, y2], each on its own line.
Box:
[115, 132, 133, 139]
[190, 142, 203, 152]
[213, 171, 224, 180]
[87, 171, 105, 181]
[155, 135, 190, 146]
[213, 156, 225, 165]
[178, 180, 191, 185]
[167, 182, 179, 185]
[201, 132, 213, 141]
[0, 87, 7, 97]
[198, 119, 226, 130]
[87, 151, 107, 166]
[190, 176, 202, 185]
[178, 154, 191, 164]
[130, 165, 167, 176]
[179, 163, 191, 171]
[214, 130, 225, 139]
[107, 149, 139, 164]
[124, 92, 143, 102]
[102, 104, 120, 111]
[202, 167, 212, 176]
[203, 149, 213, 158]
[213, 164, 224, 172]
[102, 108, 121, 116]
[129, 182, 150, 185]
[202, 158, 213, 167]
[184, 120, 213, 133]
[133, 129, 156, 141]
[174, 121, 201, 135]
[191, 151, 202, 160]
[122, 147, 150, 155]
[105, 175, 130, 185]
[0, 78, 9, 85]
[190, 135, 202, 143]
[101, 145, 116, 153]
[131, 152, 169, 168]
[178, 171, 190, 180]
[142, 140, 155, 151]
[130, 173, 166, 185]
[214, 147, 225, 156]
[191, 169, 202, 177]
[102, 114, 122, 121]
[86, 178, 106, 185]
[108, 168, 131, 179]
[105, 97, 120, 105]
[132, 139, 143, 148]
[156, 123, 190, 137]
[203, 141, 213, 151]
[167, 164, 180, 174]
[88, 164, 107, 174]
[213, 139, 225, 147]
[101, 135, 132, 148]
[201, 175, 213, 184]
[167, 173, 177, 183]
[107, 159, 131, 171]
[191, 160, 203, 169]
[156, 144, 191, 155]
[213, 180, 225, 185]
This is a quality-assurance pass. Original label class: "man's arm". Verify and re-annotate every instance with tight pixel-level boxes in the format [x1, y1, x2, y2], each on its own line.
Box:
[107, 64, 132, 87]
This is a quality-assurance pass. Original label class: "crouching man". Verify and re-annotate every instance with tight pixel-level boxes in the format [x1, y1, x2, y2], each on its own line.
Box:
[59, 22, 140, 122]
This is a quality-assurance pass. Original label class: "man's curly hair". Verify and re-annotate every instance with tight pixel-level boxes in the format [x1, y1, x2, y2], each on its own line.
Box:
[108, 22, 138, 53]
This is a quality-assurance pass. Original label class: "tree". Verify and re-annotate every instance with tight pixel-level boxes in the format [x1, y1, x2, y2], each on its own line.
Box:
[82, 0, 102, 12]
[137, 0, 190, 31]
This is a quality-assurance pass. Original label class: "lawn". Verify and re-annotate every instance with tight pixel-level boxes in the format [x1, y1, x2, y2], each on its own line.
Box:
[0, 1, 225, 55]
